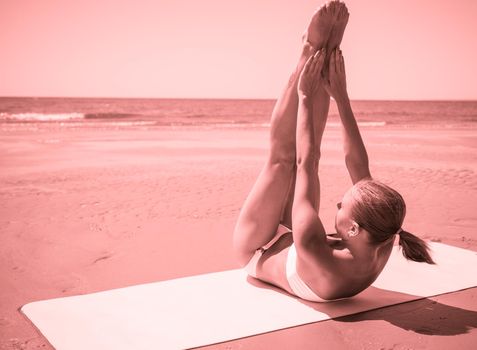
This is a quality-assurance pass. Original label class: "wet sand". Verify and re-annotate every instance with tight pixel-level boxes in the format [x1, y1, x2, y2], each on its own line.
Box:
[1, 125, 477, 349]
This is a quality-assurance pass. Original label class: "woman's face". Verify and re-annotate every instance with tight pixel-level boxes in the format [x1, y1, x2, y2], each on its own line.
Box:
[334, 189, 356, 240]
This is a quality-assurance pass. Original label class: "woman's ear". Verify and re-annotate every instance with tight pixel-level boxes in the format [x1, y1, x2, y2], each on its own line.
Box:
[347, 221, 360, 237]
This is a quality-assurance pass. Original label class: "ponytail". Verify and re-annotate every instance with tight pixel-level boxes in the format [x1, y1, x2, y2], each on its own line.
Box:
[398, 230, 435, 264]
[349, 179, 436, 265]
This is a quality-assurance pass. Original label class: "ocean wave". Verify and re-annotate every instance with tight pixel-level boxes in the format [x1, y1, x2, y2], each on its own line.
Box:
[0, 112, 140, 122]
[247, 121, 386, 128]
[0, 112, 85, 121]
[84, 113, 137, 119]
[0, 111, 386, 128]
[203, 121, 386, 128]
[327, 121, 387, 127]
[0, 120, 159, 131]
[359, 121, 386, 127]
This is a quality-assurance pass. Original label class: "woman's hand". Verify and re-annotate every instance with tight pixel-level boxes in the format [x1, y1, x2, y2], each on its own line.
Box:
[324, 49, 348, 102]
[297, 49, 325, 98]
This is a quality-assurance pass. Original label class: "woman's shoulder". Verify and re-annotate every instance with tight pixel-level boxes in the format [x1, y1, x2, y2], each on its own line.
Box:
[338, 242, 395, 296]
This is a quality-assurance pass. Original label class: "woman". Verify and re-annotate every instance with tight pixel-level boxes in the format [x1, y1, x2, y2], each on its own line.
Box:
[232, 1, 434, 303]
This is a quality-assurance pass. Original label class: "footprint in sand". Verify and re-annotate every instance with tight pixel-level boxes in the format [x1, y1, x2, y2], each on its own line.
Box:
[55, 273, 89, 294]
[452, 217, 477, 225]
[92, 252, 114, 264]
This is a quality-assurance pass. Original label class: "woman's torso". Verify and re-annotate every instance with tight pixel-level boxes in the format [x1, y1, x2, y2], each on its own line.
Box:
[255, 230, 395, 300]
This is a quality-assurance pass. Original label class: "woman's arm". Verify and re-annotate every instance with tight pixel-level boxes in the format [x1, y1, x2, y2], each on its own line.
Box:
[325, 50, 371, 184]
[292, 50, 328, 249]
[337, 97, 371, 184]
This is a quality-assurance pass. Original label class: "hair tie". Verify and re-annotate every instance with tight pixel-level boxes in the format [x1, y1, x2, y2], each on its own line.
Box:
[396, 228, 403, 236]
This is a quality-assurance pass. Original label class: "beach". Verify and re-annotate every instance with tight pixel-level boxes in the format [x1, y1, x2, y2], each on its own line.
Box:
[1, 122, 477, 349]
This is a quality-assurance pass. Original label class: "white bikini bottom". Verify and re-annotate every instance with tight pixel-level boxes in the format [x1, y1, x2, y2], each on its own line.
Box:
[244, 224, 333, 302]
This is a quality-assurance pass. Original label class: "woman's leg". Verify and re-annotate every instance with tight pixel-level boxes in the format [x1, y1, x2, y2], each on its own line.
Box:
[280, 84, 330, 227]
[280, 2, 349, 226]
[233, 6, 334, 266]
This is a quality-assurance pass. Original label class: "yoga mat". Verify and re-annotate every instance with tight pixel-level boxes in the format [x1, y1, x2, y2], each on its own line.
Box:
[21, 243, 477, 350]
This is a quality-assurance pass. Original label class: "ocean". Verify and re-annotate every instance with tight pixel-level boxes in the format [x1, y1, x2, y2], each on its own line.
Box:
[1, 97, 476, 130]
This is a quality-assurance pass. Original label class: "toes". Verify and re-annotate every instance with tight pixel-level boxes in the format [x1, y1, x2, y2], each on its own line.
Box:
[337, 4, 349, 20]
[315, 5, 326, 18]
[335, 2, 346, 15]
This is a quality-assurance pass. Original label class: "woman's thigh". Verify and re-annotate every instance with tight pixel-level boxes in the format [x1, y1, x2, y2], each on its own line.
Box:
[233, 159, 295, 265]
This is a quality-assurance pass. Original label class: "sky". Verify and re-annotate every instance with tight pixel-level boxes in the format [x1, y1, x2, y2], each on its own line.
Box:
[1, 0, 476, 100]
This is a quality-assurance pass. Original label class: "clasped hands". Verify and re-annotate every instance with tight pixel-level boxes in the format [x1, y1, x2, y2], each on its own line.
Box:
[297, 48, 348, 103]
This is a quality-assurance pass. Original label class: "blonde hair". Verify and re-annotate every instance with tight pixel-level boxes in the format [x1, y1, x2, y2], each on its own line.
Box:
[350, 179, 435, 264]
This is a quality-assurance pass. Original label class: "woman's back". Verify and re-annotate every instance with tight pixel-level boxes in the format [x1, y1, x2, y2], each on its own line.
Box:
[254, 229, 395, 301]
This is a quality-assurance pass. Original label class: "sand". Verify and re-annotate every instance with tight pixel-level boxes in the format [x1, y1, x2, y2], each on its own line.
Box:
[1, 123, 477, 349]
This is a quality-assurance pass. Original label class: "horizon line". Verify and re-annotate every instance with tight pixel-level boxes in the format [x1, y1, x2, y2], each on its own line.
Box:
[1, 95, 477, 103]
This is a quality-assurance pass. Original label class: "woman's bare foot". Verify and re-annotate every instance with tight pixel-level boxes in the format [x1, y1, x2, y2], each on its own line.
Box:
[327, 2, 349, 50]
[302, 2, 336, 50]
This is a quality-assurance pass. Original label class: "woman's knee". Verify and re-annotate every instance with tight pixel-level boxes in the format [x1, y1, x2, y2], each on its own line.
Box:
[269, 139, 296, 166]
[266, 154, 296, 171]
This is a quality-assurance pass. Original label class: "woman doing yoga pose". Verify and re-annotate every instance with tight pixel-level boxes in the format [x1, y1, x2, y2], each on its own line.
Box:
[232, 1, 434, 302]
